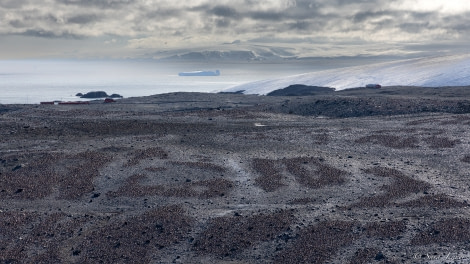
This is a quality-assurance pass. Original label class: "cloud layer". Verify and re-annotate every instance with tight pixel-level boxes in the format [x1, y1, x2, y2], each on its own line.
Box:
[1, 0, 470, 58]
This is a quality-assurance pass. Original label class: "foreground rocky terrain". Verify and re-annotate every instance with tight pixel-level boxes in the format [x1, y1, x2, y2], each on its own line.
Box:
[1, 87, 470, 263]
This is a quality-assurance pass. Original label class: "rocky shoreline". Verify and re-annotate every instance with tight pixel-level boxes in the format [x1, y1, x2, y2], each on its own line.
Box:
[1, 87, 470, 263]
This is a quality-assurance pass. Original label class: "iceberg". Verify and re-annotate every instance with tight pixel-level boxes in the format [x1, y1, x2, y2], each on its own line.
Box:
[178, 70, 220, 76]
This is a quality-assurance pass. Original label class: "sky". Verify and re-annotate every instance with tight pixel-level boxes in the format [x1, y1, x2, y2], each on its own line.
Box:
[1, 0, 470, 59]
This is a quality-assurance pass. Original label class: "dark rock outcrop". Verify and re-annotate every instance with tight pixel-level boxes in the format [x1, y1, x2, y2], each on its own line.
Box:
[218, 90, 245, 94]
[80, 91, 122, 99]
[267, 84, 335, 96]
[80, 91, 108, 98]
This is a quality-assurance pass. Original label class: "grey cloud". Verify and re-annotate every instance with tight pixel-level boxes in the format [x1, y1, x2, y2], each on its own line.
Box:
[22, 29, 61, 38]
[67, 14, 100, 24]
[0, 0, 30, 9]
[56, 0, 135, 8]
[215, 18, 231, 28]
[287, 20, 325, 32]
[327, 0, 398, 8]
[9, 20, 26, 28]
[0, 1, 454, 38]
[293, 0, 320, 9]
[369, 10, 470, 35]
[5, 12, 62, 29]
[247, 36, 323, 44]
[20, 29, 83, 39]
[288, 21, 312, 31]
[352, 10, 436, 24]
[399, 22, 432, 34]
[191, 1, 470, 39]
[403, 42, 470, 52]
[352, 10, 393, 23]
[442, 12, 470, 33]
[243, 5, 324, 21]
[409, 11, 436, 20]
[173, 31, 183, 37]
[369, 18, 395, 30]
[210, 5, 239, 18]
[2, 0, 470, 59]
[248, 11, 284, 21]
[205, 2, 323, 22]
[452, 24, 470, 33]
[144, 8, 182, 19]
[2, 1, 441, 38]
[188, 4, 211, 13]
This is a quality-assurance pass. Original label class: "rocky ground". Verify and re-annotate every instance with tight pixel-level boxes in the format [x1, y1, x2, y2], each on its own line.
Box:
[1, 87, 470, 263]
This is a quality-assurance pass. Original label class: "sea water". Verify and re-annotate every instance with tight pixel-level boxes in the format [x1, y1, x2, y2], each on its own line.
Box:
[0, 59, 334, 104]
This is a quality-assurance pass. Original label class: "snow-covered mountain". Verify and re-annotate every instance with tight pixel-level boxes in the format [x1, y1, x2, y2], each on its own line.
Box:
[222, 54, 470, 94]
[151, 43, 299, 62]
[159, 50, 258, 61]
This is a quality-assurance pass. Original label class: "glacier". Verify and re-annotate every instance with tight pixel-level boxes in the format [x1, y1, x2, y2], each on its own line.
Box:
[221, 54, 470, 95]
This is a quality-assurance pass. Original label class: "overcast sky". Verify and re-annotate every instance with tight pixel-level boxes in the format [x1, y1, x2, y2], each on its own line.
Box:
[1, 0, 470, 59]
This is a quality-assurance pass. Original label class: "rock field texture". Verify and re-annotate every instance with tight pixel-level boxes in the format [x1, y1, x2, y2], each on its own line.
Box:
[1, 87, 470, 263]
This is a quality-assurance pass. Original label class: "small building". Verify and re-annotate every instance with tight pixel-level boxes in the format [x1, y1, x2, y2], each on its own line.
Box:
[366, 84, 382, 88]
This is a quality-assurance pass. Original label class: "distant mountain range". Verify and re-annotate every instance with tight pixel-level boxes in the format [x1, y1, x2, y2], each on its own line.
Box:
[159, 50, 260, 61]
[151, 43, 300, 62]
[221, 54, 470, 94]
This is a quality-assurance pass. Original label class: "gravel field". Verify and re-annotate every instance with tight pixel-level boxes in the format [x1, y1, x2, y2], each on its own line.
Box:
[1, 87, 470, 263]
